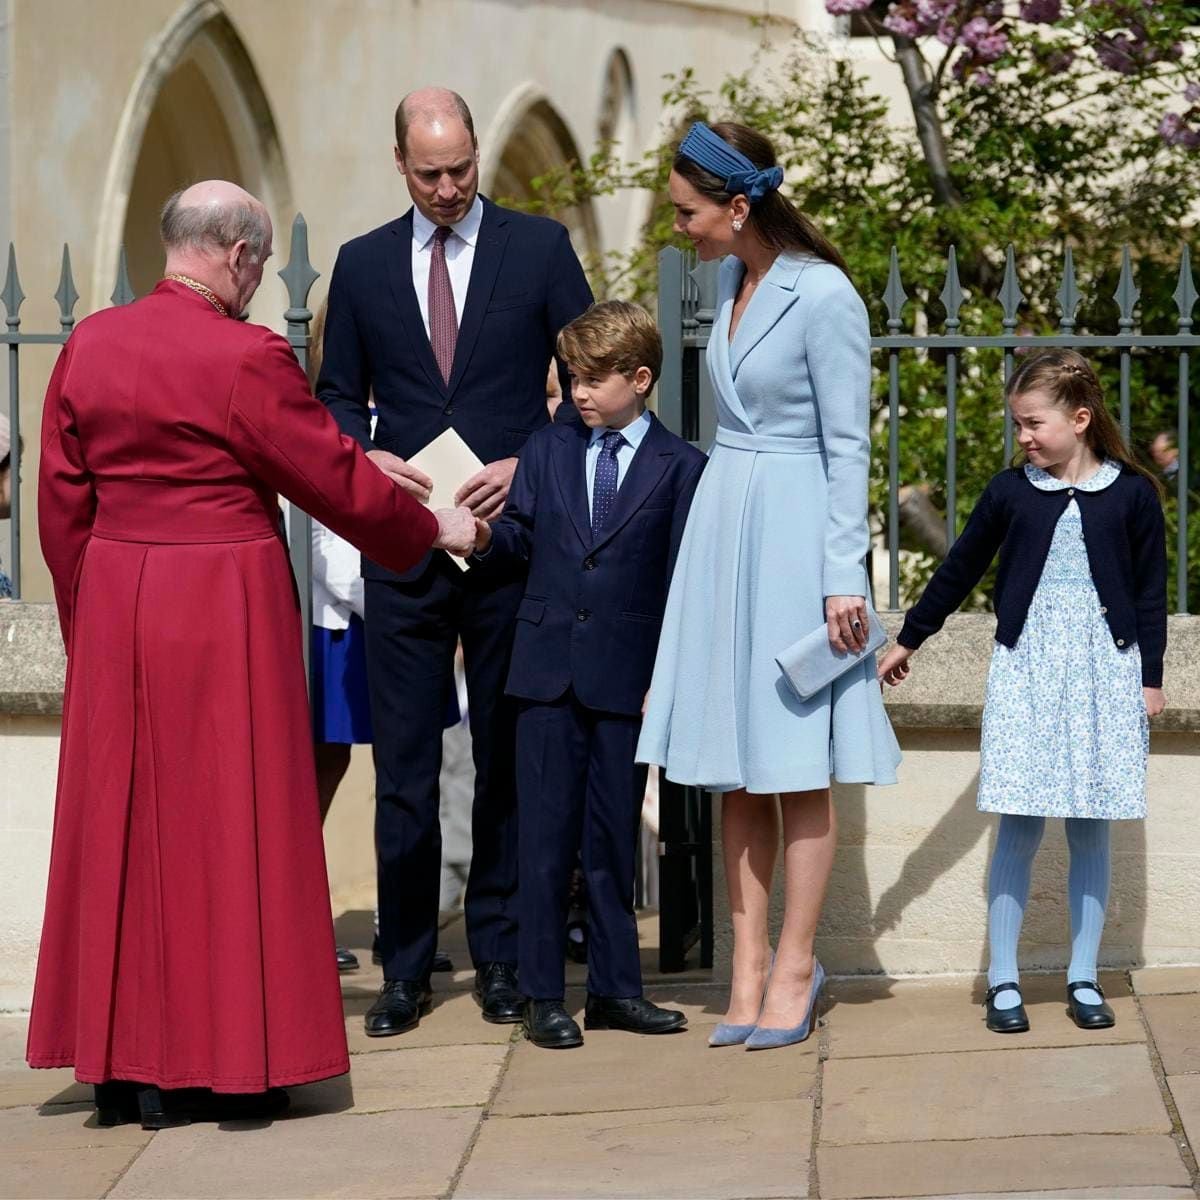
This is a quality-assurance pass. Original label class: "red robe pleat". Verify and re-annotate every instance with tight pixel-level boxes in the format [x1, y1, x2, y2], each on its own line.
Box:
[28, 280, 439, 1090]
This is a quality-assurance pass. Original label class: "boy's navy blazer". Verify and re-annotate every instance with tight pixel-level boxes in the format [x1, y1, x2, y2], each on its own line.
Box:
[316, 196, 593, 581]
[475, 412, 706, 716]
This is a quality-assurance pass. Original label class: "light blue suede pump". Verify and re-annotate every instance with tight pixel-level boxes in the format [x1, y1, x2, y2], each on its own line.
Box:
[708, 952, 775, 1047]
[744, 960, 825, 1051]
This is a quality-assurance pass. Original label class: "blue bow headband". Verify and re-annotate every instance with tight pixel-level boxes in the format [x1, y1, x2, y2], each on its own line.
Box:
[676, 121, 784, 205]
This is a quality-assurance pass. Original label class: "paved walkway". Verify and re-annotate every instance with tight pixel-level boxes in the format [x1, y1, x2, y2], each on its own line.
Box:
[2, 913, 1198, 1199]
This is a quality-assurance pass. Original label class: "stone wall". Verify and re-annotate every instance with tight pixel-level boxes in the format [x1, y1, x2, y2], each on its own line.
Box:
[3, 602, 1197, 1010]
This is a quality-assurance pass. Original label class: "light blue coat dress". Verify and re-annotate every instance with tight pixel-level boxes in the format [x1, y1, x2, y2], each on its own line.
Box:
[637, 252, 900, 794]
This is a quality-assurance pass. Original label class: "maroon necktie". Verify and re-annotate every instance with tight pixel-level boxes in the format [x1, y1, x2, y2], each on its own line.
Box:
[428, 225, 458, 385]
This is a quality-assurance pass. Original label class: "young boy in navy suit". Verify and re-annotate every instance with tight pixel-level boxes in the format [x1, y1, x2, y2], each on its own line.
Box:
[471, 301, 706, 1048]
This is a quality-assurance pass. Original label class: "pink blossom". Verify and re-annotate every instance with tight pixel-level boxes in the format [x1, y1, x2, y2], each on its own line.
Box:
[824, 0, 874, 13]
[1158, 112, 1200, 149]
[1095, 33, 1139, 75]
[1185, 82, 1200, 105]
[883, 5, 924, 38]
[959, 16, 1008, 62]
[1019, 0, 1061, 21]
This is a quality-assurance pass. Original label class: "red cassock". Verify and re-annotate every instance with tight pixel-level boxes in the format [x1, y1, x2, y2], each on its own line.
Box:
[28, 279, 438, 1091]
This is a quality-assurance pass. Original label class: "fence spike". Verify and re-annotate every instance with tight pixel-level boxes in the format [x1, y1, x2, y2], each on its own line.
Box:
[1056, 245, 1080, 332]
[998, 244, 1024, 331]
[1113, 244, 1139, 331]
[1175, 243, 1197, 331]
[55, 244, 80, 331]
[883, 246, 908, 331]
[278, 213, 320, 324]
[940, 245, 963, 332]
[110, 246, 135, 306]
[2, 244, 25, 329]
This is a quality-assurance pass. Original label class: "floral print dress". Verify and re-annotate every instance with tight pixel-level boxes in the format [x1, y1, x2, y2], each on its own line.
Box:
[976, 458, 1148, 820]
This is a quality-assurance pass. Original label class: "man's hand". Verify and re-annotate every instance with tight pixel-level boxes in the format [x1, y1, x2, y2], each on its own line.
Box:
[877, 644, 913, 687]
[455, 457, 518, 521]
[366, 449, 433, 502]
[473, 518, 493, 555]
[1144, 687, 1166, 717]
[826, 595, 869, 653]
[433, 507, 477, 558]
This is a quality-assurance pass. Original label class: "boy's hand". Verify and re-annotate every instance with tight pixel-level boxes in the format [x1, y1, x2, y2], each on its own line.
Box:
[877, 644, 913, 687]
[1143, 687, 1165, 717]
[473, 518, 493, 555]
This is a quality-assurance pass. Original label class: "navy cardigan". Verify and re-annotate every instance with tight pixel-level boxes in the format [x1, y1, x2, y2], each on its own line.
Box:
[897, 464, 1168, 686]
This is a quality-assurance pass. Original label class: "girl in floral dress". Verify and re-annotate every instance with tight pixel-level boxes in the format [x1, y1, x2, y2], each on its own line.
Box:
[877, 349, 1167, 1033]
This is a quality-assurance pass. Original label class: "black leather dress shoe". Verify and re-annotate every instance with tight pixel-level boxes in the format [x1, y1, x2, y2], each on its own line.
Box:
[371, 937, 453, 973]
[474, 962, 523, 1024]
[94, 1081, 191, 1129]
[584, 994, 688, 1034]
[523, 1000, 583, 1048]
[985, 982, 1030, 1033]
[364, 979, 432, 1037]
[336, 946, 360, 973]
[1067, 980, 1116, 1029]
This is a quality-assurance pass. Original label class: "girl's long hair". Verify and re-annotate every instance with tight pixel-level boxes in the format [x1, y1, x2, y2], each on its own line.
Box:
[672, 121, 850, 276]
[1006, 348, 1165, 500]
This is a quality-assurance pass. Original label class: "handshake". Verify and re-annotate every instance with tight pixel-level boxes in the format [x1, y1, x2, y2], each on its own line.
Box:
[432, 507, 479, 558]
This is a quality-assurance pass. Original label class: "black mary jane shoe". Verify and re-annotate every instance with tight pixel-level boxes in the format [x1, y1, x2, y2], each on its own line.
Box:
[1066, 980, 1116, 1029]
[523, 1000, 583, 1049]
[984, 982, 1030, 1033]
[584, 994, 688, 1035]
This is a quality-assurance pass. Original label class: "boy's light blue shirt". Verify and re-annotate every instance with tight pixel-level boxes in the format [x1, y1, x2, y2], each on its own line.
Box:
[584, 410, 652, 521]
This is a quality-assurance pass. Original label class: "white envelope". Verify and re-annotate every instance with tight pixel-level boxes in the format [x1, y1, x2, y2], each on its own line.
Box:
[407, 428, 487, 572]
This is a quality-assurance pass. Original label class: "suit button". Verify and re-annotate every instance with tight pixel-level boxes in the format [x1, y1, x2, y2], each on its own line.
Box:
[576, 608, 591, 622]
[445, 407, 455, 416]
[583, 557, 596, 571]
[1067, 487, 1075, 496]
[1117, 638, 1125, 646]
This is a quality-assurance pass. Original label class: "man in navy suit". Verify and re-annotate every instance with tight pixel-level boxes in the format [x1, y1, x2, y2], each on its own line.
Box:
[318, 88, 593, 1036]
[471, 302, 706, 1048]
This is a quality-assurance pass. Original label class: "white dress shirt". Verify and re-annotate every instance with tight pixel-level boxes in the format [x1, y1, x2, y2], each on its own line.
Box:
[411, 195, 483, 335]
[585, 411, 653, 521]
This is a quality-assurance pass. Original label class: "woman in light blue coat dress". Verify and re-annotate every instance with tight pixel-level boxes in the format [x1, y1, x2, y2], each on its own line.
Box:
[638, 122, 899, 1049]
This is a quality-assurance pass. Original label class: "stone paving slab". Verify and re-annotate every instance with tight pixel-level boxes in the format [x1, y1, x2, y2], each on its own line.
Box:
[0, 1145, 149, 1200]
[107, 1107, 482, 1199]
[817, 1133, 1190, 1199]
[1140, 993, 1200, 1076]
[342, 988, 516, 1053]
[0, 1063, 89, 1110]
[826, 972, 1141, 1058]
[821, 1043, 1170, 1145]
[290, 1043, 509, 1115]
[1131, 967, 1200, 996]
[492, 1024, 816, 1118]
[455, 1099, 813, 1199]
[919, 1189, 1196, 1199]
[1167, 1072, 1200, 1154]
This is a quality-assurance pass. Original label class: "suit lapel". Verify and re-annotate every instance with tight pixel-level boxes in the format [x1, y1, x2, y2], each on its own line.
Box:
[589, 414, 674, 554]
[729, 254, 811, 377]
[551, 422, 593, 550]
[445, 199, 509, 402]
[385, 211, 446, 395]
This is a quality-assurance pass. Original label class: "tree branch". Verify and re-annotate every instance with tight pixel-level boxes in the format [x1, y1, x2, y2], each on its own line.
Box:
[892, 34, 963, 207]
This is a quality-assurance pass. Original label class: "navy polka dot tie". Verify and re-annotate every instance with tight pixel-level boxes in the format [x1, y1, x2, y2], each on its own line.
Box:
[591, 430, 625, 539]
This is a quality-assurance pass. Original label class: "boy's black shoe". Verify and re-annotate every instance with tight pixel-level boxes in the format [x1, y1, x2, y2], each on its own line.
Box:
[1066, 980, 1116, 1029]
[523, 1000, 583, 1048]
[984, 982, 1030, 1033]
[584, 994, 687, 1034]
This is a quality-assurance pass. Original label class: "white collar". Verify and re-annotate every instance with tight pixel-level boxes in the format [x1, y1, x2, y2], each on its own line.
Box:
[1024, 458, 1122, 493]
[412, 195, 484, 251]
[589, 410, 652, 449]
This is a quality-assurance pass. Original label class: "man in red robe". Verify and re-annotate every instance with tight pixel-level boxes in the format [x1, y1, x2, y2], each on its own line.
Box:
[28, 180, 475, 1128]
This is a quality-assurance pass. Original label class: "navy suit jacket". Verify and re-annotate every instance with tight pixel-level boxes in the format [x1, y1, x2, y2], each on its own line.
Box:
[473, 413, 706, 716]
[317, 196, 593, 581]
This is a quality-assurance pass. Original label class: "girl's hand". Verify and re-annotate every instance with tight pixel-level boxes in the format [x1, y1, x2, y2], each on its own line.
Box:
[1143, 687, 1165, 718]
[877, 644, 913, 687]
[826, 595, 869, 652]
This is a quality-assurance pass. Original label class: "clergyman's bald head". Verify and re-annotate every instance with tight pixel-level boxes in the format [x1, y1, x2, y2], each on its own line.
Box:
[160, 181, 271, 261]
[394, 87, 475, 156]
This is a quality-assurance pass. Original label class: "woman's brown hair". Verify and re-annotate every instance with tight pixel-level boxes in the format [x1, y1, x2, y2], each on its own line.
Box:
[672, 121, 849, 275]
[1006, 348, 1165, 499]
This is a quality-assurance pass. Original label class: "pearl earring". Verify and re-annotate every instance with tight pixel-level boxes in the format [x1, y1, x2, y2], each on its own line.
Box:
[732, 218, 744, 232]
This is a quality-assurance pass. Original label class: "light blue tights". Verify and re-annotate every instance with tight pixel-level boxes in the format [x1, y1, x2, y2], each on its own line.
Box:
[987, 815, 1111, 1009]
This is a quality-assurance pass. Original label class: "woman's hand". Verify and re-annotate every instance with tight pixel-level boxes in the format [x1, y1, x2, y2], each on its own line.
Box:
[877, 644, 913, 687]
[1143, 687, 1165, 718]
[826, 595, 869, 653]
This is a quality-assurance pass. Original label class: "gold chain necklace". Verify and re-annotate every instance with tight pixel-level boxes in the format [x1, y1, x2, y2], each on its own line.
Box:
[164, 273, 229, 317]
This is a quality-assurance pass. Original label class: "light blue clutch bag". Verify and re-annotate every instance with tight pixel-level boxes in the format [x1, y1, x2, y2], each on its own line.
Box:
[775, 608, 888, 702]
